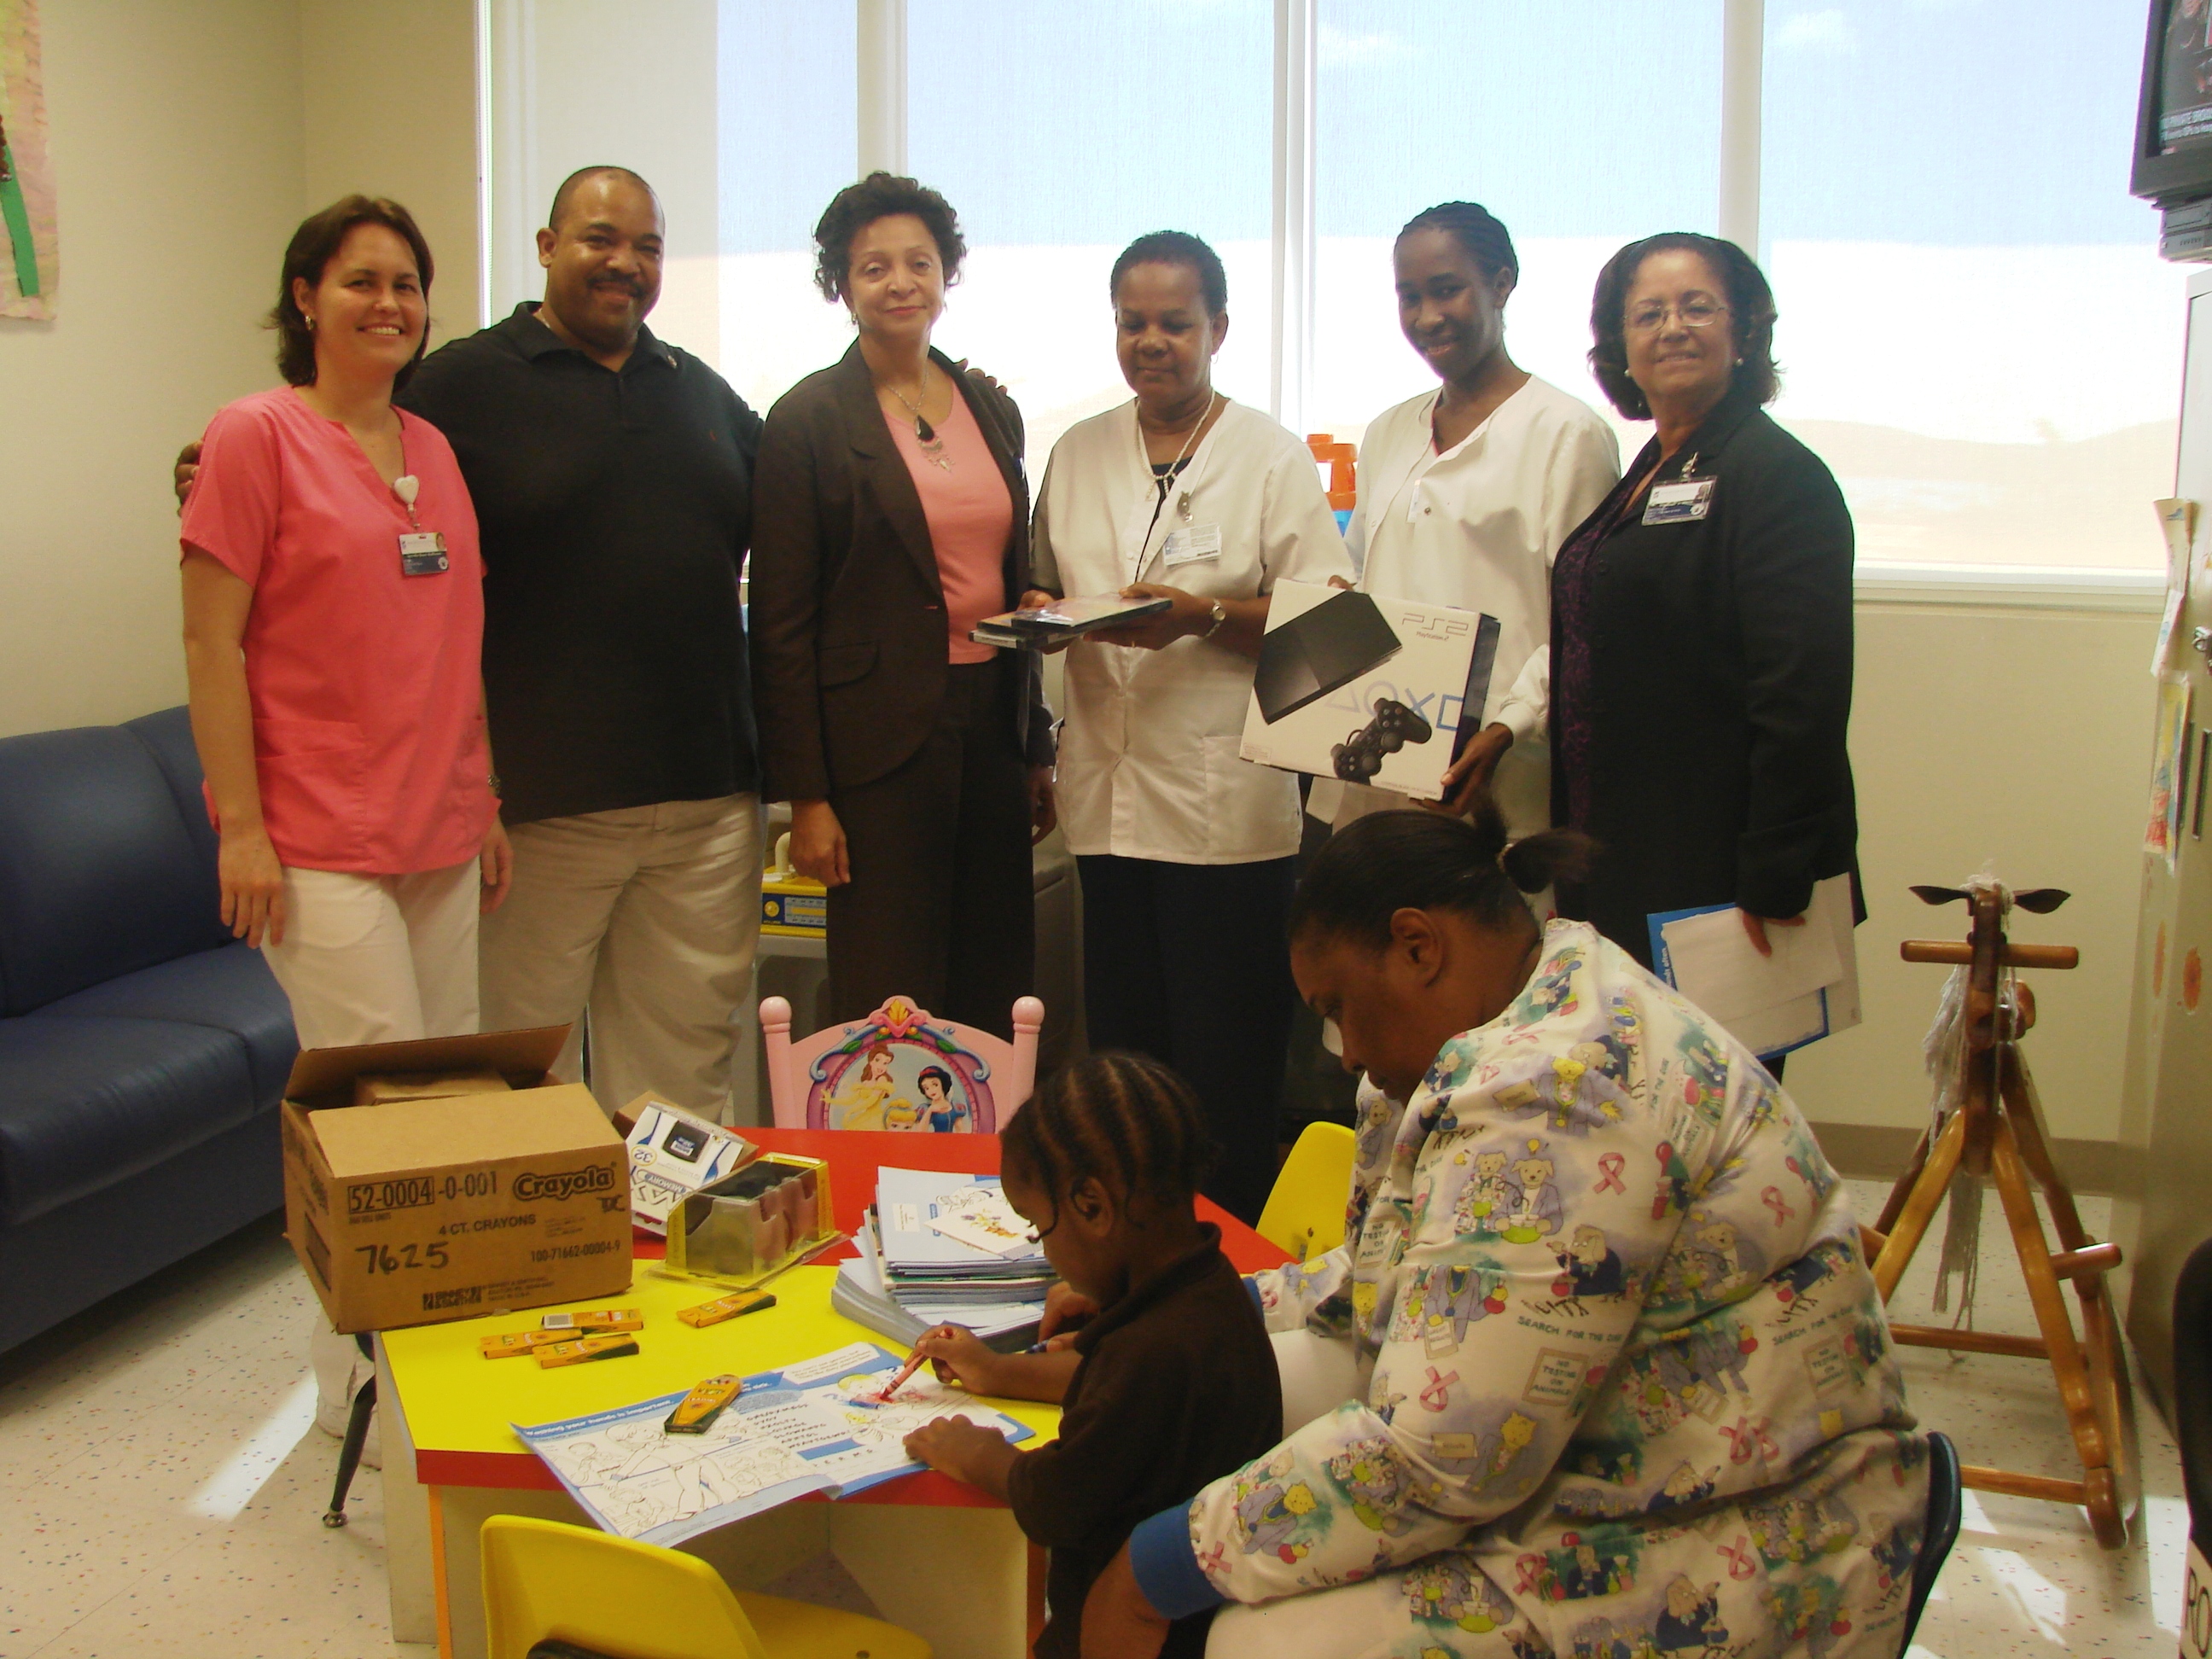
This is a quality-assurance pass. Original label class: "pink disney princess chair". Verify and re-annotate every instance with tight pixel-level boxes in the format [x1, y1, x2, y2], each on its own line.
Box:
[758, 993, 1045, 1132]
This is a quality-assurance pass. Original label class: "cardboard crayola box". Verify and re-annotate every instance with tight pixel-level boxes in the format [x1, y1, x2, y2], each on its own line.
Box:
[279, 1027, 632, 1333]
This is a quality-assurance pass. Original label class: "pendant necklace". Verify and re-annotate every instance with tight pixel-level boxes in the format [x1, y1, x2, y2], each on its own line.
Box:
[889, 366, 952, 471]
[1143, 390, 1219, 524]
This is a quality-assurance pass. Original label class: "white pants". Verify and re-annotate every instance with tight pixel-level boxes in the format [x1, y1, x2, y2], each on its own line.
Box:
[480, 794, 761, 1121]
[260, 859, 482, 1048]
[260, 858, 481, 1451]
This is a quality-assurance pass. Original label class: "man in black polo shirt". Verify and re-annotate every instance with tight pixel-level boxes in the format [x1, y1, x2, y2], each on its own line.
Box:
[183, 166, 764, 1121]
[177, 166, 760, 1454]
[403, 166, 763, 1118]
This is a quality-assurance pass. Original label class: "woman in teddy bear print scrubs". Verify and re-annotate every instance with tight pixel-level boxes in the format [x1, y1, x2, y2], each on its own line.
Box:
[1077, 807, 1925, 1659]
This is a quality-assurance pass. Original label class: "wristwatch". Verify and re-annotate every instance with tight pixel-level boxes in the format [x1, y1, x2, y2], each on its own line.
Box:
[1202, 600, 1228, 642]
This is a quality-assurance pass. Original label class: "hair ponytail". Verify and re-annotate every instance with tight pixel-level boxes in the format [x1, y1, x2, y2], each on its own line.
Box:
[1289, 800, 1596, 951]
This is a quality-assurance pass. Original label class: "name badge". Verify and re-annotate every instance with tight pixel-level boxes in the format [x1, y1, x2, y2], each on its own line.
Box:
[1161, 522, 1223, 566]
[399, 531, 450, 576]
[1643, 477, 1716, 526]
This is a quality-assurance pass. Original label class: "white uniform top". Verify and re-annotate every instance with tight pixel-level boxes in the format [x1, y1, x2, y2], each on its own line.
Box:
[1322, 375, 1620, 838]
[1032, 398, 1353, 864]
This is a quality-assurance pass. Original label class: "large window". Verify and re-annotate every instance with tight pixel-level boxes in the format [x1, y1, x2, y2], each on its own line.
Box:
[1311, 0, 1723, 453]
[1761, 0, 2182, 571]
[908, 0, 1276, 464]
[486, 0, 2177, 579]
[482, 1, 856, 413]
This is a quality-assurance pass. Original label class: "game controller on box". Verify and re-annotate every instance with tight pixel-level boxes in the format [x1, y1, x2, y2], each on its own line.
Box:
[1241, 581, 1500, 800]
[1330, 697, 1435, 782]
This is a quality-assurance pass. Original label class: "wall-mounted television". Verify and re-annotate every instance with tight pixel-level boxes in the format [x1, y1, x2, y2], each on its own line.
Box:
[2134, 0, 2212, 254]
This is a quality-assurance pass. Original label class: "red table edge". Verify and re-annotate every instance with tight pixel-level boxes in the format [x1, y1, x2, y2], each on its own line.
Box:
[405, 1127, 1290, 1494]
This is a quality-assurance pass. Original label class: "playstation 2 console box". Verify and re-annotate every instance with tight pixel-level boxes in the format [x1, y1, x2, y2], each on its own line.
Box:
[1241, 579, 1501, 800]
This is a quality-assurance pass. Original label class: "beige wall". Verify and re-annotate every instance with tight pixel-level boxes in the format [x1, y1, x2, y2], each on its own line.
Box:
[1787, 599, 2158, 1144]
[0, 0, 482, 742]
[0, 0, 305, 738]
[300, 0, 481, 339]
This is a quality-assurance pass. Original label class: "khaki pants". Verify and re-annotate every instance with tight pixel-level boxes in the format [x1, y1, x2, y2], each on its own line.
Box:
[481, 794, 761, 1121]
[260, 859, 481, 1049]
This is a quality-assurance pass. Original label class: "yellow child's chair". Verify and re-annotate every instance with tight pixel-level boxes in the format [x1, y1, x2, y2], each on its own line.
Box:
[481, 1515, 932, 1659]
[1254, 1121, 1358, 1263]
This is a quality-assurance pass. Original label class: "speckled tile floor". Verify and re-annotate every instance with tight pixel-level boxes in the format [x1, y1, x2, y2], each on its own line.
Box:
[0, 1183, 2190, 1656]
[1841, 1178, 2191, 1659]
[0, 1215, 418, 1659]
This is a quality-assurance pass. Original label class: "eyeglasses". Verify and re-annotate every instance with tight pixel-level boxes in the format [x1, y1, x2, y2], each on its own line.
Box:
[1626, 298, 1729, 334]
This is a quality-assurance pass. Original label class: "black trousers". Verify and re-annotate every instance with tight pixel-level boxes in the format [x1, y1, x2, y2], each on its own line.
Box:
[1076, 853, 1300, 1224]
[826, 659, 1034, 1039]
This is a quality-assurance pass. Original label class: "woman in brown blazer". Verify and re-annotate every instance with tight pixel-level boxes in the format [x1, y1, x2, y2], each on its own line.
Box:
[750, 172, 1055, 1037]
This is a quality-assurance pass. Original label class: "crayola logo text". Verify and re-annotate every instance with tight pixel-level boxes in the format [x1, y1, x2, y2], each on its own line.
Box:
[513, 1165, 617, 1203]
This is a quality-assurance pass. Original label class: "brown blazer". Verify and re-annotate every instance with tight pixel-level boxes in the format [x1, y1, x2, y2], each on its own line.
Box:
[749, 341, 1054, 800]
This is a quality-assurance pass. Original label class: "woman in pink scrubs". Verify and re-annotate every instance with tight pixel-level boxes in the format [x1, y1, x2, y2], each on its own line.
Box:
[180, 196, 509, 1051]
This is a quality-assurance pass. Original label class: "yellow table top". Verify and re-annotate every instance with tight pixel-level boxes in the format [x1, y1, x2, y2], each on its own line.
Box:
[383, 1262, 1060, 1493]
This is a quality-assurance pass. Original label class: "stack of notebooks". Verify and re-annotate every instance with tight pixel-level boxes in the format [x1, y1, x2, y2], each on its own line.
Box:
[831, 1167, 1053, 1353]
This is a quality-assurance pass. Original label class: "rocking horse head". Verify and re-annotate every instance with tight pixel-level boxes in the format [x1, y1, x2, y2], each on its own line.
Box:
[1910, 885, 2069, 914]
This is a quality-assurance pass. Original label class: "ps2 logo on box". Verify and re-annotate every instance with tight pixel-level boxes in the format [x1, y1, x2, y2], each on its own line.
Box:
[513, 1164, 617, 1203]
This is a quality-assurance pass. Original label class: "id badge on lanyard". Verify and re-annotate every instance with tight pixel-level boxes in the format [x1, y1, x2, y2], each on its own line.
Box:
[391, 472, 449, 575]
[1643, 451, 1716, 526]
[399, 532, 450, 575]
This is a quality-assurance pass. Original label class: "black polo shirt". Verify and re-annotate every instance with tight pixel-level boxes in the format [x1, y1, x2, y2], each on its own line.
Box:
[399, 302, 762, 824]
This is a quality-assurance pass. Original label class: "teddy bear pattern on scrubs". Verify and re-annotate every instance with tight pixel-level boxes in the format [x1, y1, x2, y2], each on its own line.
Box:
[1179, 920, 1925, 1659]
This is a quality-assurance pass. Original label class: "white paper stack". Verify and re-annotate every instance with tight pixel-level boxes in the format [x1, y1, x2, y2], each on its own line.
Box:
[871, 1167, 1055, 1312]
[1649, 874, 1861, 1059]
[830, 1226, 1043, 1353]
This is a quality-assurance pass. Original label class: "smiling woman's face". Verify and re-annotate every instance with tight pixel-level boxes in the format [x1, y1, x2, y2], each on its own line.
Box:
[1621, 248, 1736, 415]
[1394, 227, 1511, 386]
[844, 212, 946, 347]
[293, 223, 425, 383]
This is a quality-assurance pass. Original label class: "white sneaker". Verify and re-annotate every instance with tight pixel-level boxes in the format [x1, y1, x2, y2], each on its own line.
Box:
[311, 1316, 381, 1470]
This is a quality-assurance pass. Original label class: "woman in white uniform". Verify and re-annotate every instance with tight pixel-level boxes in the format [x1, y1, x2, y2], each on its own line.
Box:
[1024, 230, 1351, 1222]
[1327, 202, 1620, 839]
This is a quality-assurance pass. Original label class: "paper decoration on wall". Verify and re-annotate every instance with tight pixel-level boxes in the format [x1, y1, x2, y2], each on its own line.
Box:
[0, 0, 55, 319]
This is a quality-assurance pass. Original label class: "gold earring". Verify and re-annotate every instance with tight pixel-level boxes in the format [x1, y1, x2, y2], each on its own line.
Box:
[305, 313, 317, 331]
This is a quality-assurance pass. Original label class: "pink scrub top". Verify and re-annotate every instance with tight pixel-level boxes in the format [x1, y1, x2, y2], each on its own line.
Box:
[180, 386, 495, 875]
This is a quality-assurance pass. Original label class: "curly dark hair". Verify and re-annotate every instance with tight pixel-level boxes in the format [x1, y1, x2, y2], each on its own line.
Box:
[1587, 232, 1778, 420]
[1002, 1051, 1216, 1220]
[270, 195, 434, 390]
[1109, 230, 1228, 315]
[1289, 797, 1597, 952]
[811, 172, 966, 303]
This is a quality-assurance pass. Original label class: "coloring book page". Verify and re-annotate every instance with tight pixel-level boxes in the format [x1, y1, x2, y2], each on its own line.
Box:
[925, 1183, 1039, 1259]
[513, 1340, 1029, 1545]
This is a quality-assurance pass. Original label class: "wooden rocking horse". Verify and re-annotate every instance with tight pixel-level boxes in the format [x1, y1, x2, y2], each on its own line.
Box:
[1865, 881, 2136, 1545]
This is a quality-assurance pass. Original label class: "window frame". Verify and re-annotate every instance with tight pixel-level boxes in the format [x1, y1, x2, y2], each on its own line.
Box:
[477, 0, 2169, 607]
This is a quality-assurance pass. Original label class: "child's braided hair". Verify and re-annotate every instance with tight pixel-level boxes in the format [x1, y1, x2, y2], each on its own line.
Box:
[1003, 1051, 1216, 1221]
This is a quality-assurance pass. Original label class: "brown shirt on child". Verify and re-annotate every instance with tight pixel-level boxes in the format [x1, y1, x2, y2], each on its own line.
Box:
[1004, 1224, 1283, 1659]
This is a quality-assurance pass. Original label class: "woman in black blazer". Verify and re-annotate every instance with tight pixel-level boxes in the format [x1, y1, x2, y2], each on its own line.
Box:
[1549, 233, 1856, 998]
[750, 173, 1055, 1036]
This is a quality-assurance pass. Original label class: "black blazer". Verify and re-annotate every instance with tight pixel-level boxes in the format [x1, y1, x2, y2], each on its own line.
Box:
[749, 341, 1053, 800]
[1550, 390, 1857, 965]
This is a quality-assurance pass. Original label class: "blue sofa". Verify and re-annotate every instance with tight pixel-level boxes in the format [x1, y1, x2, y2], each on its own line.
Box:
[0, 706, 296, 1353]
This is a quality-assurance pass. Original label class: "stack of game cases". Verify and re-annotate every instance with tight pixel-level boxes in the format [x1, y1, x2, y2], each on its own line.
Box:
[830, 1167, 1052, 1348]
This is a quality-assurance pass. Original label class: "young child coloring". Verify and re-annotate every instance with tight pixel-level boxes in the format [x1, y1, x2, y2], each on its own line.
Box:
[901, 1051, 1282, 1659]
